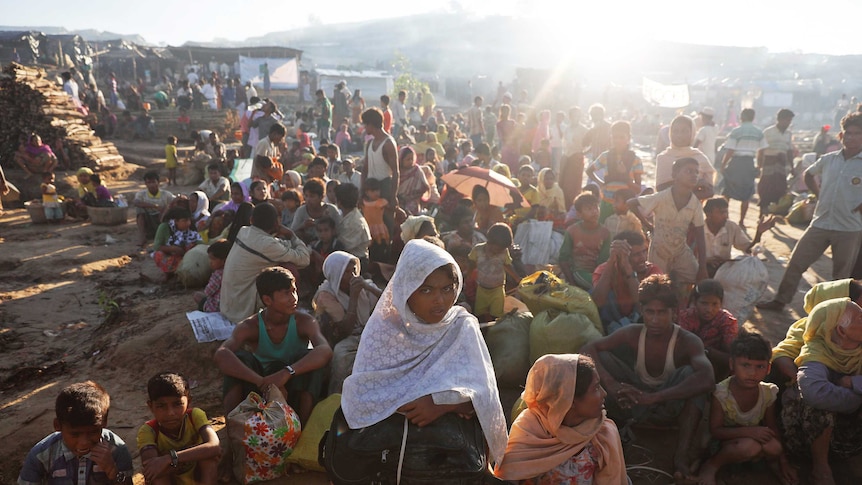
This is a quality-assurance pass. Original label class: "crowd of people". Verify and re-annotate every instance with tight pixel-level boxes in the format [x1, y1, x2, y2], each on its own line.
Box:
[13, 74, 862, 485]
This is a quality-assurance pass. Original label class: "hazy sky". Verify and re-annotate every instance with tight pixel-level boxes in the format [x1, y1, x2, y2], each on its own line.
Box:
[0, 0, 857, 54]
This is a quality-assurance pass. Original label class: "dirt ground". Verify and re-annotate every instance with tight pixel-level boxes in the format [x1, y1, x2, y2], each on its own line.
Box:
[0, 142, 859, 484]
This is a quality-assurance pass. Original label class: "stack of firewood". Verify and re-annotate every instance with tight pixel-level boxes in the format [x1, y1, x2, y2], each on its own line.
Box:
[0, 62, 125, 170]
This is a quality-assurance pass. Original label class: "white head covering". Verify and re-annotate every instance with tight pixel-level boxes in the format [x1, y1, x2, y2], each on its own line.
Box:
[314, 251, 376, 330]
[284, 170, 302, 189]
[342, 239, 508, 462]
[399, 215, 436, 241]
[192, 190, 210, 222]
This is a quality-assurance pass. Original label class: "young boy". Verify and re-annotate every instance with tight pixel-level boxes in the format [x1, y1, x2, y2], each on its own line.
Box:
[559, 193, 610, 290]
[629, 157, 708, 287]
[214, 267, 333, 423]
[197, 163, 230, 206]
[165, 136, 179, 186]
[697, 331, 796, 485]
[137, 372, 220, 485]
[41, 172, 64, 223]
[603, 188, 642, 239]
[586, 120, 643, 223]
[134, 171, 174, 247]
[468, 222, 521, 321]
[335, 183, 371, 262]
[194, 239, 231, 313]
[703, 197, 775, 277]
[19, 381, 134, 484]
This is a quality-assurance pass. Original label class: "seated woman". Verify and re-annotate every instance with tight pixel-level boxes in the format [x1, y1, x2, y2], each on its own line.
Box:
[153, 207, 201, 279]
[213, 182, 250, 213]
[779, 298, 862, 485]
[64, 167, 98, 219]
[397, 146, 430, 216]
[313, 251, 382, 394]
[190, 190, 210, 231]
[200, 209, 234, 244]
[495, 354, 628, 484]
[249, 180, 270, 206]
[341, 239, 508, 474]
[14, 134, 59, 176]
[88, 174, 114, 207]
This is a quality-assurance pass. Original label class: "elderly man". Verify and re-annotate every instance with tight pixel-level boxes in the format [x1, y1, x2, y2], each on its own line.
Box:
[758, 112, 862, 311]
[778, 299, 862, 485]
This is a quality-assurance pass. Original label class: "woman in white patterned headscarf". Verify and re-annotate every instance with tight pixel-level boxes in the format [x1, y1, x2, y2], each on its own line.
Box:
[341, 239, 508, 464]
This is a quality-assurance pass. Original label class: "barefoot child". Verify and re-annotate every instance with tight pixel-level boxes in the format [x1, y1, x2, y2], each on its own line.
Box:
[697, 331, 796, 485]
[678, 279, 738, 380]
[559, 193, 610, 290]
[138, 372, 221, 485]
[41, 172, 64, 223]
[153, 208, 201, 278]
[468, 222, 521, 321]
[165, 136, 179, 186]
[18, 381, 134, 484]
[194, 239, 231, 312]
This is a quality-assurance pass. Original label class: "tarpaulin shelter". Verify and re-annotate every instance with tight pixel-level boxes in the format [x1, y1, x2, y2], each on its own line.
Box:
[0, 31, 46, 64]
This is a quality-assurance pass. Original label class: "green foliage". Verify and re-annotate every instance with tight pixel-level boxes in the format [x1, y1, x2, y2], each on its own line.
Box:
[391, 51, 429, 98]
[98, 291, 119, 313]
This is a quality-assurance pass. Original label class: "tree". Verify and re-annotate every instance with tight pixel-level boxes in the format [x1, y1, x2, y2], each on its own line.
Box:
[391, 51, 429, 99]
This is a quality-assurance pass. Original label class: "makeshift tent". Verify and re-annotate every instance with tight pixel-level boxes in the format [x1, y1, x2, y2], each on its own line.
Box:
[238, 56, 298, 90]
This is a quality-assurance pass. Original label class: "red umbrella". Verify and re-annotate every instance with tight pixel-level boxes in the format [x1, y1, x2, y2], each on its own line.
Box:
[441, 166, 527, 208]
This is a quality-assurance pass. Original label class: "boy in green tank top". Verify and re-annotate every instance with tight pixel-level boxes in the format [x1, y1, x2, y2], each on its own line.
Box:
[215, 267, 333, 424]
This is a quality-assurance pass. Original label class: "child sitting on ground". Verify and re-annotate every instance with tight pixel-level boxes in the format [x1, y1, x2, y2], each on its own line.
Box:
[153, 208, 201, 278]
[603, 188, 642, 239]
[677, 279, 738, 380]
[165, 136, 179, 187]
[18, 381, 134, 484]
[697, 331, 796, 485]
[280, 189, 302, 228]
[307, 217, 346, 288]
[194, 239, 231, 313]
[469, 222, 522, 321]
[335, 183, 371, 263]
[137, 372, 220, 485]
[703, 197, 775, 277]
[41, 172, 64, 223]
[559, 193, 611, 290]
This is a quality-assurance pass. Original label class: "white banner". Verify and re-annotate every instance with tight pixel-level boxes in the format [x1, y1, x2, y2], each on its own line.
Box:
[642, 77, 690, 108]
[239, 56, 298, 90]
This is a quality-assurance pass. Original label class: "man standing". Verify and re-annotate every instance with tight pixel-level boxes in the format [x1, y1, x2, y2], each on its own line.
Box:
[693, 107, 718, 166]
[253, 124, 286, 182]
[332, 82, 351, 128]
[757, 108, 795, 217]
[758, 112, 862, 311]
[316, 89, 333, 141]
[582, 104, 612, 163]
[391, 90, 408, 139]
[360, 108, 399, 229]
[560, 106, 589, 205]
[467, 96, 484, 148]
[720, 108, 767, 227]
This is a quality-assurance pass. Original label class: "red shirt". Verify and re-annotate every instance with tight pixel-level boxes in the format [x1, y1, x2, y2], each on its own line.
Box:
[592, 261, 663, 316]
[677, 307, 738, 352]
[382, 108, 393, 132]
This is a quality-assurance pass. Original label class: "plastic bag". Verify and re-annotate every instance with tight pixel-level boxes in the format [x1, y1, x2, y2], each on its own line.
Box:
[514, 220, 554, 265]
[787, 194, 816, 226]
[483, 311, 533, 387]
[518, 271, 602, 333]
[714, 255, 769, 324]
[529, 309, 602, 364]
[176, 244, 212, 288]
[286, 393, 340, 472]
[227, 385, 302, 484]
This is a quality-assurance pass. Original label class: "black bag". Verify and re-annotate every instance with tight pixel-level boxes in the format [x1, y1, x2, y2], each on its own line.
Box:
[319, 407, 499, 485]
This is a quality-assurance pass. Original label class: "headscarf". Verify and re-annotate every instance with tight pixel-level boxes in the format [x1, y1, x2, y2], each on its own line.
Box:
[400, 215, 435, 241]
[536, 168, 565, 213]
[797, 298, 862, 375]
[773, 280, 854, 363]
[25, 134, 55, 156]
[314, 251, 377, 331]
[495, 354, 627, 483]
[492, 164, 512, 180]
[192, 190, 210, 223]
[166, 219, 202, 248]
[284, 170, 302, 189]
[804, 279, 852, 314]
[341, 240, 508, 463]
[220, 182, 250, 213]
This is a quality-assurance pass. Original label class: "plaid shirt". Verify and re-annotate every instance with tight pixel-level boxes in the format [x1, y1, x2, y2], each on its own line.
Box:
[203, 268, 223, 313]
[18, 430, 132, 485]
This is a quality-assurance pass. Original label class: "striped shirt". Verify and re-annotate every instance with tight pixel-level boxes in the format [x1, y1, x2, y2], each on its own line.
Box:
[724, 122, 767, 157]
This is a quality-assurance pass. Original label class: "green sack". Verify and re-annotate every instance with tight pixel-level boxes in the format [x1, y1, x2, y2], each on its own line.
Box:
[529, 309, 602, 364]
[287, 393, 341, 472]
[518, 271, 602, 333]
[483, 311, 533, 387]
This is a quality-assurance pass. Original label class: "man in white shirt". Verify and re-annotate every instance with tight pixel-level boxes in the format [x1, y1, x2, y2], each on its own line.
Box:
[693, 107, 718, 165]
[253, 123, 286, 182]
[703, 197, 774, 276]
[391, 90, 408, 139]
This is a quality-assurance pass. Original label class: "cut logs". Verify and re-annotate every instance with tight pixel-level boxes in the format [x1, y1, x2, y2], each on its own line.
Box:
[0, 62, 125, 171]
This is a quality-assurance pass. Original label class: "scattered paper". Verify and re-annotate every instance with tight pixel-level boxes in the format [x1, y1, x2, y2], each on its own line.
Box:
[186, 311, 235, 343]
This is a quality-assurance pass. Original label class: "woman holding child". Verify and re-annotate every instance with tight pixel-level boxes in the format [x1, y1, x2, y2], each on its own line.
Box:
[14, 133, 59, 176]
